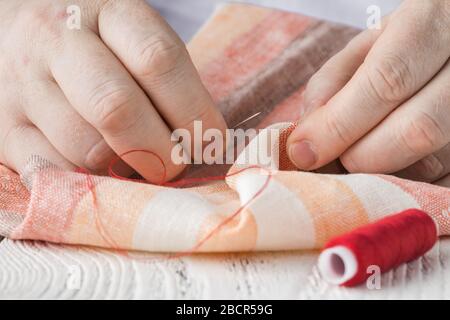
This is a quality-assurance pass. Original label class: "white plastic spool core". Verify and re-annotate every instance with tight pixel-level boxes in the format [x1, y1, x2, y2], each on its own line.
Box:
[318, 246, 358, 285]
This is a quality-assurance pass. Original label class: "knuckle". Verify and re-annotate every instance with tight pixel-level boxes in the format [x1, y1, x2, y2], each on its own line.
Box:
[88, 80, 141, 132]
[304, 74, 328, 103]
[17, 4, 45, 26]
[437, 1, 450, 26]
[307, 71, 326, 89]
[1, 128, 14, 166]
[365, 54, 415, 104]
[397, 112, 445, 156]
[133, 36, 186, 78]
[18, 2, 64, 39]
[1, 125, 27, 168]
[339, 152, 360, 173]
[435, 80, 450, 111]
[324, 110, 354, 145]
[180, 103, 212, 129]
[415, 154, 445, 181]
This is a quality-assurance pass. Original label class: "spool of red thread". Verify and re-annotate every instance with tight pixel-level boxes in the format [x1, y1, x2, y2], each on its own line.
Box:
[318, 209, 438, 287]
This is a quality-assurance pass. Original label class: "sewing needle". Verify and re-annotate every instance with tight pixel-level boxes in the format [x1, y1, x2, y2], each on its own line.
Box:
[233, 112, 262, 129]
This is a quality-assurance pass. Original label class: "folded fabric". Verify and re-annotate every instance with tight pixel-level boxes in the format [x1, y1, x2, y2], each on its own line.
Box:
[0, 4, 449, 253]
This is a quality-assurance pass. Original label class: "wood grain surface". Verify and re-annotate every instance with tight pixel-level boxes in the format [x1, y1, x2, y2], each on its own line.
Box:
[0, 238, 448, 299]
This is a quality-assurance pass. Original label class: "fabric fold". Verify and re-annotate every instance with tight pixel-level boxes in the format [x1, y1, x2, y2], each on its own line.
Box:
[1, 123, 449, 252]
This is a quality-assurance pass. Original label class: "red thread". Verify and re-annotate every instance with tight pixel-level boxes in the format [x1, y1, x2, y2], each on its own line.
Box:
[319, 209, 438, 287]
[168, 165, 271, 259]
[80, 150, 272, 260]
[77, 167, 121, 250]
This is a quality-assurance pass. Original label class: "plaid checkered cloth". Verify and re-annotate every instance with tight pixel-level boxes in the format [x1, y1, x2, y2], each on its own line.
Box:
[1, 4, 449, 252]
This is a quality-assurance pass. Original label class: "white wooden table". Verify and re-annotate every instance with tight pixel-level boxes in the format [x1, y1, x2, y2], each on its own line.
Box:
[0, 237, 449, 299]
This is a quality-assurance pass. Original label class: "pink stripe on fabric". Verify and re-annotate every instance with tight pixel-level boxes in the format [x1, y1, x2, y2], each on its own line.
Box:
[200, 11, 312, 102]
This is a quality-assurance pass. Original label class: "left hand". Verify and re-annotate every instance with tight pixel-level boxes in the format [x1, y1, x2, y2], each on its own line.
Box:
[286, 0, 450, 187]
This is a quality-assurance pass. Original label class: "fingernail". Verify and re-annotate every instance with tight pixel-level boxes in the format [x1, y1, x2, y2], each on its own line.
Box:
[289, 140, 317, 170]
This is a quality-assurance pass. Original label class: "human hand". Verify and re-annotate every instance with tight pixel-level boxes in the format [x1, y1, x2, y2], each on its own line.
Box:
[0, 0, 226, 182]
[287, 0, 450, 187]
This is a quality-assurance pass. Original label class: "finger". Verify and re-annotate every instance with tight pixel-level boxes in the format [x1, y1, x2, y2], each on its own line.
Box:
[341, 60, 450, 173]
[395, 144, 450, 183]
[0, 124, 74, 174]
[48, 31, 184, 182]
[287, 1, 450, 170]
[303, 20, 386, 112]
[435, 175, 450, 188]
[21, 79, 117, 172]
[98, 0, 227, 154]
